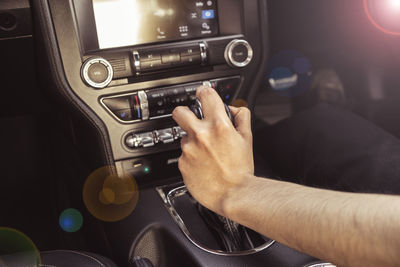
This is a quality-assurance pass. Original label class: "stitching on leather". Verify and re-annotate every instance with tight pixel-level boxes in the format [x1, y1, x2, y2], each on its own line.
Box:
[49, 250, 106, 267]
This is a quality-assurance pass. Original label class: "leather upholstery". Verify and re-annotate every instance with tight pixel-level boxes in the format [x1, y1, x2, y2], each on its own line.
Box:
[1, 250, 118, 267]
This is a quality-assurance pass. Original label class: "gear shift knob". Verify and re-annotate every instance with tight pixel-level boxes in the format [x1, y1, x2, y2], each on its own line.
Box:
[189, 99, 234, 123]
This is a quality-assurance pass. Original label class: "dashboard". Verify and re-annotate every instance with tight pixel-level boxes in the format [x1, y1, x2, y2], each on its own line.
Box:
[34, 0, 268, 186]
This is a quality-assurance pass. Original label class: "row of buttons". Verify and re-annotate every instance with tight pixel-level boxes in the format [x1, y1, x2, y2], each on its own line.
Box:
[136, 44, 206, 72]
[125, 126, 187, 149]
[101, 76, 241, 123]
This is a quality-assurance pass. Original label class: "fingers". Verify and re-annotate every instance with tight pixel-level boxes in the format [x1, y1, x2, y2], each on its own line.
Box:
[172, 106, 200, 135]
[230, 106, 252, 139]
[196, 86, 228, 121]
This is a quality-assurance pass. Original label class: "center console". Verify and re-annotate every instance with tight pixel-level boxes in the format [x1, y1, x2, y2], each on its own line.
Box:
[32, 0, 328, 266]
[36, 0, 263, 183]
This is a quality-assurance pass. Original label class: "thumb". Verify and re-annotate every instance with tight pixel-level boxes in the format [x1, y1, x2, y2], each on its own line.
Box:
[230, 106, 252, 140]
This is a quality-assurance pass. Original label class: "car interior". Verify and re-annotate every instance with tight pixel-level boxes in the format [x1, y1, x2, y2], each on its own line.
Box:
[1, 0, 400, 266]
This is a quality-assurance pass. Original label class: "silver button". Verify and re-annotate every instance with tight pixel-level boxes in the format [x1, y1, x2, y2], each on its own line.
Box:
[173, 127, 187, 138]
[125, 134, 140, 148]
[202, 81, 212, 88]
[139, 132, 155, 147]
[157, 128, 175, 144]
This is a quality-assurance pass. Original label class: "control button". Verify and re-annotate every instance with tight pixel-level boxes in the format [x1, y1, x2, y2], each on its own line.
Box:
[231, 44, 249, 63]
[167, 87, 188, 106]
[140, 132, 155, 148]
[138, 91, 150, 121]
[184, 83, 202, 103]
[181, 54, 202, 64]
[203, 81, 212, 88]
[173, 127, 188, 138]
[184, 83, 201, 94]
[81, 57, 114, 89]
[161, 53, 181, 64]
[88, 63, 108, 83]
[125, 132, 154, 149]
[224, 39, 254, 68]
[125, 134, 139, 148]
[141, 60, 163, 71]
[140, 52, 161, 61]
[180, 46, 201, 57]
[156, 129, 175, 144]
[147, 89, 168, 109]
[202, 10, 215, 19]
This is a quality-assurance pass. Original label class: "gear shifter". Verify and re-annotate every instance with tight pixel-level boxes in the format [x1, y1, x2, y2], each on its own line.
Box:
[188, 98, 256, 252]
[189, 99, 234, 123]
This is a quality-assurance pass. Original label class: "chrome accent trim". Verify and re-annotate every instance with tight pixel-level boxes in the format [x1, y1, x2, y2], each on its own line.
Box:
[100, 92, 142, 124]
[149, 114, 173, 120]
[202, 81, 212, 88]
[138, 90, 149, 120]
[0, 34, 33, 41]
[156, 184, 275, 256]
[194, 99, 204, 119]
[132, 51, 141, 75]
[224, 39, 254, 68]
[199, 42, 207, 64]
[81, 57, 114, 89]
[304, 263, 336, 267]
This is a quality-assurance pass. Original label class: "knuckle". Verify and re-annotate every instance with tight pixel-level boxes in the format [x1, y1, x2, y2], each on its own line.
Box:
[197, 86, 214, 99]
[240, 107, 251, 116]
[172, 106, 184, 117]
[193, 129, 210, 145]
[215, 122, 230, 134]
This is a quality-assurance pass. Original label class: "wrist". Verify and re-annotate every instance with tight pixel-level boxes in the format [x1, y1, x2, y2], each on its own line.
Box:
[220, 173, 258, 219]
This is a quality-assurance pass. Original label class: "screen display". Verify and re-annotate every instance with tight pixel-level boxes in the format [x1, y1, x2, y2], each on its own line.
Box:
[91, 0, 219, 49]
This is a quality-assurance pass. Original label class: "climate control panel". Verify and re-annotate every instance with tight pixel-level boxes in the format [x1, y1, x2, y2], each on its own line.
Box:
[100, 76, 241, 124]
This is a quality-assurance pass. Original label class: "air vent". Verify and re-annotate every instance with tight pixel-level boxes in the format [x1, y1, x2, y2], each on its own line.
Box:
[109, 58, 126, 72]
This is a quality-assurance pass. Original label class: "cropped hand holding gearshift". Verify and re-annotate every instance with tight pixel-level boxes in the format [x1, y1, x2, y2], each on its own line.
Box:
[172, 85, 254, 216]
[172, 85, 400, 267]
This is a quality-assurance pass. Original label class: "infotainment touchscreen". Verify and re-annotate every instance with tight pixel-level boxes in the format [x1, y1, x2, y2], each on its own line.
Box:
[73, 0, 219, 52]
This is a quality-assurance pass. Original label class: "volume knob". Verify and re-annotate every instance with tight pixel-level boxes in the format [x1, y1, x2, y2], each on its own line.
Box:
[224, 39, 254, 68]
[81, 57, 114, 89]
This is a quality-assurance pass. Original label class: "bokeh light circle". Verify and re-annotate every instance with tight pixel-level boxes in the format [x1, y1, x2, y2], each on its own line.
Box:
[364, 0, 400, 35]
[266, 50, 313, 97]
[0, 228, 41, 266]
[83, 166, 139, 222]
[59, 208, 83, 233]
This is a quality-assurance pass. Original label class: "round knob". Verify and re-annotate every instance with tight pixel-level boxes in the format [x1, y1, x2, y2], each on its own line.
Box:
[81, 57, 113, 89]
[224, 39, 254, 68]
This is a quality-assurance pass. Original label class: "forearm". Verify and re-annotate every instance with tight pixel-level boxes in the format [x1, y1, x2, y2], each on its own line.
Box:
[222, 176, 400, 267]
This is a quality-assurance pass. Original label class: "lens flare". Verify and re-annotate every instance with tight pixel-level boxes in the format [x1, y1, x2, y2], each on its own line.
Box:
[0, 228, 41, 266]
[388, 0, 400, 9]
[83, 166, 139, 222]
[266, 50, 312, 97]
[59, 208, 83, 233]
[364, 0, 400, 35]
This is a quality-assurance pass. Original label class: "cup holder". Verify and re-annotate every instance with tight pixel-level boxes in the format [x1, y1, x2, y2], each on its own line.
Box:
[157, 183, 275, 256]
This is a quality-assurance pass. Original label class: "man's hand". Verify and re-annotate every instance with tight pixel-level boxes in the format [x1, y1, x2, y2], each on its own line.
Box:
[172, 86, 254, 215]
[173, 86, 400, 267]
